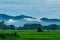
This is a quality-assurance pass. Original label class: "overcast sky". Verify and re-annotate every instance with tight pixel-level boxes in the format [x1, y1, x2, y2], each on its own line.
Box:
[0, 0, 60, 19]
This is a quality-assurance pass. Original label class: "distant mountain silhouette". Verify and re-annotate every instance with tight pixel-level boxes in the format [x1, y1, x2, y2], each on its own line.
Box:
[0, 14, 36, 21]
[41, 18, 60, 22]
[1, 14, 60, 27]
[40, 18, 60, 26]
[0, 14, 37, 27]
[0, 14, 13, 20]
[13, 15, 36, 20]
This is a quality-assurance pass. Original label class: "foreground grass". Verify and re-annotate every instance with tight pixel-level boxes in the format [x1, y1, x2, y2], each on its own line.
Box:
[0, 30, 60, 40]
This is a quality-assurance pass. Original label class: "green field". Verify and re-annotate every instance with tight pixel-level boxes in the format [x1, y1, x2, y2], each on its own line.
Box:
[0, 30, 60, 40]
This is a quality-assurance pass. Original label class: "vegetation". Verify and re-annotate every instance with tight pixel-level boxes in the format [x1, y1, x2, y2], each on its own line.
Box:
[43, 24, 60, 30]
[23, 24, 42, 30]
[0, 21, 43, 30]
[0, 21, 8, 30]
[37, 27, 43, 32]
[0, 30, 59, 40]
[8, 25, 15, 30]
[0, 21, 60, 30]
[0, 21, 60, 40]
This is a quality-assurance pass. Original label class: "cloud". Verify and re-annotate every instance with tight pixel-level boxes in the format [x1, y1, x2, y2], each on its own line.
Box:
[46, 0, 60, 4]
[47, 0, 60, 1]
[7, 19, 15, 23]
[24, 18, 35, 21]
[0, 0, 42, 5]
[24, 18, 41, 22]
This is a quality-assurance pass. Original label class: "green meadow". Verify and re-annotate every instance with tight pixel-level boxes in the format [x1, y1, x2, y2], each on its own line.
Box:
[0, 30, 60, 40]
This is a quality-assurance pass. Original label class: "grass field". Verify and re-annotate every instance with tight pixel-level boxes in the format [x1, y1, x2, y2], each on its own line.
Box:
[0, 30, 60, 40]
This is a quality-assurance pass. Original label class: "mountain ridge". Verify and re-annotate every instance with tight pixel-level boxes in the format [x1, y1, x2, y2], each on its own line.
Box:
[41, 18, 60, 22]
[0, 14, 36, 21]
[0, 14, 60, 27]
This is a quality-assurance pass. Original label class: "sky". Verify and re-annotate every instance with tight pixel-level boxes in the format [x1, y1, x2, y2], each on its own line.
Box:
[0, 0, 60, 19]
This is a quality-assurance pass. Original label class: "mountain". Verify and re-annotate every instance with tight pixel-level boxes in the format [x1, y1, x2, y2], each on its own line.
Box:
[0, 14, 36, 21]
[13, 15, 36, 20]
[41, 18, 60, 22]
[4, 18, 40, 27]
[1, 14, 60, 27]
[0, 14, 13, 20]
[40, 18, 60, 26]
[0, 14, 39, 27]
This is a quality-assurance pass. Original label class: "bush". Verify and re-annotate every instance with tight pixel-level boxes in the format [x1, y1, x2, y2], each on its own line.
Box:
[37, 27, 43, 32]
[0, 34, 6, 39]
[0, 32, 20, 39]
[13, 32, 20, 37]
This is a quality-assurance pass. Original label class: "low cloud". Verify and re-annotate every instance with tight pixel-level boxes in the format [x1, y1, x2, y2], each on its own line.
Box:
[7, 19, 15, 23]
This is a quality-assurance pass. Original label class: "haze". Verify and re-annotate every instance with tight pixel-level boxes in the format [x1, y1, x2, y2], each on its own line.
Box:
[0, 0, 60, 19]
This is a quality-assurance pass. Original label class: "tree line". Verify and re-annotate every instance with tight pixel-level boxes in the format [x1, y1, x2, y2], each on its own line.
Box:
[0, 21, 60, 30]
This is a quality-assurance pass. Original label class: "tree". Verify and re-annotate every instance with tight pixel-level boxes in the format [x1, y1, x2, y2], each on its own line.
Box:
[0, 21, 7, 30]
[47, 24, 59, 30]
[8, 25, 15, 30]
[1, 21, 4, 24]
[18, 27, 23, 30]
[37, 27, 43, 32]
[23, 24, 42, 30]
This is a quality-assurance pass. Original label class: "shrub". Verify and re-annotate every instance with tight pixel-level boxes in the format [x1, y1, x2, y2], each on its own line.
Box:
[37, 27, 43, 32]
